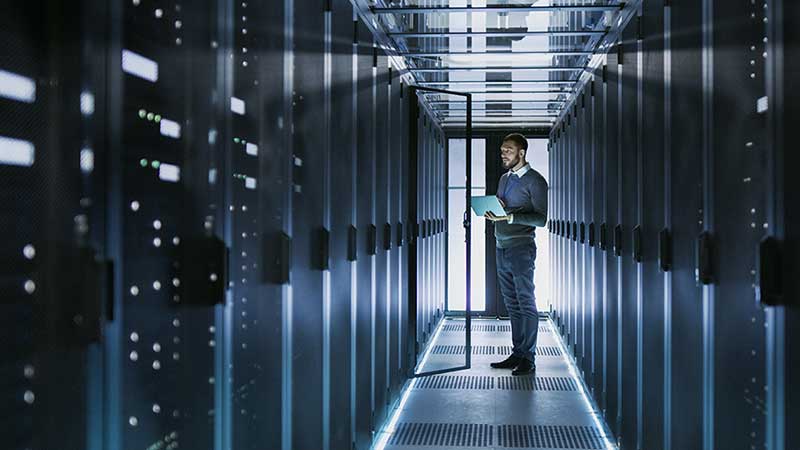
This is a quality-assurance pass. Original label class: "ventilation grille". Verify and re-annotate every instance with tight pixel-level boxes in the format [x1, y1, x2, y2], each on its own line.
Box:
[390, 423, 494, 447]
[432, 345, 495, 355]
[493, 324, 550, 333]
[389, 424, 604, 448]
[415, 375, 495, 390]
[442, 323, 497, 332]
[496, 425, 604, 449]
[537, 346, 562, 356]
[495, 346, 562, 357]
[497, 376, 577, 391]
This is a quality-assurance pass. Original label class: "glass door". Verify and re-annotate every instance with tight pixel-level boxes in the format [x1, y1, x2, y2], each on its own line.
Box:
[447, 138, 487, 314]
[411, 86, 472, 377]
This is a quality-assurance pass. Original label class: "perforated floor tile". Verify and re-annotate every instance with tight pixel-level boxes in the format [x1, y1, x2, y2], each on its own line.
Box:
[381, 319, 615, 450]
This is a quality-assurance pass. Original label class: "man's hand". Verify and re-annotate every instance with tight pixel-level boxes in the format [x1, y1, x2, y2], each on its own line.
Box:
[485, 211, 509, 222]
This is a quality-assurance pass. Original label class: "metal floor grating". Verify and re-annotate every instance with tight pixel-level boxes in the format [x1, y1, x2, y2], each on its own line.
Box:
[496, 346, 563, 357]
[389, 424, 604, 448]
[496, 376, 578, 391]
[440, 324, 551, 333]
[432, 345, 563, 356]
[383, 320, 615, 450]
[432, 345, 496, 355]
[389, 422, 494, 447]
[496, 425, 604, 449]
[442, 323, 498, 332]
[415, 375, 495, 390]
[413, 375, 577, 391]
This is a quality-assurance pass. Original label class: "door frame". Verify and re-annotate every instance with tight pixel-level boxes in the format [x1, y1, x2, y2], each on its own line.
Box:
[407, 85, 473, 377]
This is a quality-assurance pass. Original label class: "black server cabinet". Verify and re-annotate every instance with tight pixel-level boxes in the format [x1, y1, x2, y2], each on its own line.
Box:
[388, 78, 398, 398]
[373, 51, 389, 429]
[619, 24, 640, 450]
[567, 119, 576, 354]
[667, 1, 705, 448]
[640, 4, 667, 449]
[354, 18, 375, 450]
[328, 1, 356, 448]
[394, 79, 409, 397]
[710, 1, 770, 448]
[290, 0, 327, 447]
[578, 91, 590, 379]
[228, 0, 287, 449]
[591, 73, 608, 412]
[0, 3, 109, 449]
[604, 49, 622, 440]
[113, 1, 223, 449]
[768, 1, 799, 449]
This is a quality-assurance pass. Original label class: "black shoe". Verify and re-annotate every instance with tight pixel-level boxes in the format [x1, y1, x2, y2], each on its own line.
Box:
[511, 359, 536, 376]
[490, 355, 521, 369]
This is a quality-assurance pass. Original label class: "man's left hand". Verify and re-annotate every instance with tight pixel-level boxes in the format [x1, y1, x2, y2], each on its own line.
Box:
[485, 211, 509, 222]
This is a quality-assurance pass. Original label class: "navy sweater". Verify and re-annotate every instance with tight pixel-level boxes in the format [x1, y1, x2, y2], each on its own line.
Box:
[494, 167, 549, 249]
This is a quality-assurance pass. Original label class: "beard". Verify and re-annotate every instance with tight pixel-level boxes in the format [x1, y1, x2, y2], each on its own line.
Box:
[502, 155, 520, 169]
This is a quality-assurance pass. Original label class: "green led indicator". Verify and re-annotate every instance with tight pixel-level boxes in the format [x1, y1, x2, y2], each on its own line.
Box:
[138, 109, 147, 119]
[154, 115, 162, 122]
[147, 112, 155, 121]
[234, 137, 240, 144]
[140, 159, 148, 167]
[151, 160, 161, 169]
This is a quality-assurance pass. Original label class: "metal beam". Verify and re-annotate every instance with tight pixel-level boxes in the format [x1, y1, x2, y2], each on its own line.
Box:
[434, 108, 561, 117]
[389, 30, 606, 38]
[419, 89, 571, 95]
[410, 66, 586, 73]
[372, 5, 622, 14]
[401, 50, 594, 57]
[442, 113, 559, 116]
[421, 80, 576, 86]
[428, 100, 566, 104]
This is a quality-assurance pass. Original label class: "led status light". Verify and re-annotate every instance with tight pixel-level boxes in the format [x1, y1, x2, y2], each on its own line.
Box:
[0, 69, 36, 103]
[0, 136, 34, 167]
[122, 49, 159, 82]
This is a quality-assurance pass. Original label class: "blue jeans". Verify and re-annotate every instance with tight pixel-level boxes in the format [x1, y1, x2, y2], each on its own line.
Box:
[496, 242, 539, 364]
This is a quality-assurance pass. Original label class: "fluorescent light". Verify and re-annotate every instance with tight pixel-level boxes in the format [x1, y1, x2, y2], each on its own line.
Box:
[122, 49, 159, 82]
[246, 142, 258, 156]
[158, 163, 180, 182]
[231, 97, 246, 115]
[0, 69, 36, 103]
[0, 136, 35, 166]
[159, 118, 181, 139]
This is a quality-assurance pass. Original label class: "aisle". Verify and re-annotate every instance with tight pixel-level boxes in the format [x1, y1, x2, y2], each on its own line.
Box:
[375, 318, 617, 450]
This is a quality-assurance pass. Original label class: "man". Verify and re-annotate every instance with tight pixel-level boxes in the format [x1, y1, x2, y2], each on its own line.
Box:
[485, 133, 548, 376]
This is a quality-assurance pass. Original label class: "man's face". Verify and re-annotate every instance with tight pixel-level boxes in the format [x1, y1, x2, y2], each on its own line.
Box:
[500, 141, 524, 169]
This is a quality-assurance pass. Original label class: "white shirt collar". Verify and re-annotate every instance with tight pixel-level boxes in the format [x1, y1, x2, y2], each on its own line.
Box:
[510, 163, 531, 178]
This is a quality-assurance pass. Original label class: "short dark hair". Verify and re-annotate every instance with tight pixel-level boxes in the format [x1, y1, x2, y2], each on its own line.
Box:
[502, 133, 528, 151]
